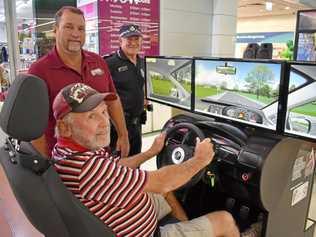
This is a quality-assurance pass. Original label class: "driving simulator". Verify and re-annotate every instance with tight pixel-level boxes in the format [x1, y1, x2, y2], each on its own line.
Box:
[146, 56, 316, 237]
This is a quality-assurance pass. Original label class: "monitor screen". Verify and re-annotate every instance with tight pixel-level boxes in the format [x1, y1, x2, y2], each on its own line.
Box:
[296, 33, 316, 61]
[194, 59, 283, 130]
[145, 57, 192, 110]
[285, 64, 316, 139]
[295, 10, 316, 61]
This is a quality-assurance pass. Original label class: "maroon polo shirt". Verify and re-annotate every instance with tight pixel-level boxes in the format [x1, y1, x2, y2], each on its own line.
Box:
[28, 47, 116, 155]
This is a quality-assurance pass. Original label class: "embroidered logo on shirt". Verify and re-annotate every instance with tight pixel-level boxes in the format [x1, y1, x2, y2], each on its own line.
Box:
[91, 68, 104, 76]
[118, 65, 128, 72]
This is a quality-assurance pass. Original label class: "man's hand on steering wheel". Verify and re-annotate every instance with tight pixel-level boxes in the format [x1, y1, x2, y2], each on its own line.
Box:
[147, 132, 167, 157]
[157, 123, 216, 189]
[193, 137, 215, 167]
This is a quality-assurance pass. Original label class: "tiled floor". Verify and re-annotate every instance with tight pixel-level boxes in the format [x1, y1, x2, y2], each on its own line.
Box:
[140, 132, 316, 237]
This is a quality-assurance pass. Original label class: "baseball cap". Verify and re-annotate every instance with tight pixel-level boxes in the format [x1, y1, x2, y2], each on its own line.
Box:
[53, 83, 117, 120]
[119, 24, 142, 38]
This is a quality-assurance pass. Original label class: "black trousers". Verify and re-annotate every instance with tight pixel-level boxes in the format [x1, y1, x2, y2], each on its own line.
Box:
[110, 118, 142, 156]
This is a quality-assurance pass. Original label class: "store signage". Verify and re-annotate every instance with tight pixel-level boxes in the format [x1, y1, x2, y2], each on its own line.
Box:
[98, 0, 159, 56]
[77, 0, 97, 7]
[78, 1, 98, 18]
[236, 32, 294, 44]
[105, 0, 151, 4]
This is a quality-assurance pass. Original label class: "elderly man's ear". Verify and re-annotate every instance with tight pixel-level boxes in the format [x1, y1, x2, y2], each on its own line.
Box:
[56, 120, 72, 138]
[53, 24, 57, 34]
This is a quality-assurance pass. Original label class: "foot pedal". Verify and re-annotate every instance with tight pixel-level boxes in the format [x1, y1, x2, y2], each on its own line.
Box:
[239, 205, 250, 221]
[225, 198, 236, 212]
[257, 212, 264, 222]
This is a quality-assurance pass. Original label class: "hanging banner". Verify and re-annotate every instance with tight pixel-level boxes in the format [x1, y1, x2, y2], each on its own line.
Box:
[98, 0, 160, 56]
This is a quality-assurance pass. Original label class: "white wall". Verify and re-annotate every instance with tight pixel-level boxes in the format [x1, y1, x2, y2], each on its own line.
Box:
[160, 0, 213, 56]
[211, 0, 237, 57]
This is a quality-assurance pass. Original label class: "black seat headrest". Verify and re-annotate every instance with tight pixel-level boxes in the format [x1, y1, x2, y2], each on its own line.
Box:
[0, 74, 49, 141]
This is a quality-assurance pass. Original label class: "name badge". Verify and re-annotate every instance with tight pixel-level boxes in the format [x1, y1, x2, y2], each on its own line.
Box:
[118, 66, 128, 72]
[91, 68, 104, 76]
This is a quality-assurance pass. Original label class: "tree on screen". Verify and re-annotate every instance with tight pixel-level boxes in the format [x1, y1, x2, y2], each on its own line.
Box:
[245, 65, 274, 99]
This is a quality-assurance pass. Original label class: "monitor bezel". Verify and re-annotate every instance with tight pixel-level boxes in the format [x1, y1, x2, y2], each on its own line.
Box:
[294, 9, 316, 61]
[144, 56, 195, 112]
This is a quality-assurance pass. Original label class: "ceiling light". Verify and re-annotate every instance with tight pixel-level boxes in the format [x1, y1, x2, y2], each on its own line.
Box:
[265, 1, 273, 11]
[285, 6, 290, 10]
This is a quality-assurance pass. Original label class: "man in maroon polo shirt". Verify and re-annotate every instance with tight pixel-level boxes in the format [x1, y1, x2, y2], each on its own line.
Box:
[28, 6, 129, 158]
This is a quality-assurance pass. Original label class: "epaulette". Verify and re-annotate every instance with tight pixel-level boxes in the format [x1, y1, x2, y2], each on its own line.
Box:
[102, 53, 114, 60]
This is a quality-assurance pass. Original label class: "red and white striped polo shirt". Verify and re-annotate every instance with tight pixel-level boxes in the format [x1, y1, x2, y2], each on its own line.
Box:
[52, 139, 157, 237]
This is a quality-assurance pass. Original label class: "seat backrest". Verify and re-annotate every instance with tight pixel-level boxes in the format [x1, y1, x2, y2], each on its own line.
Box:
[0, 146, 69, 237]
[0, 74, 115, 237]
[0, 162, 44, 237]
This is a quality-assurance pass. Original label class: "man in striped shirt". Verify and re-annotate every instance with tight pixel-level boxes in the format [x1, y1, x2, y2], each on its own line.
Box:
[52, 83, 260, 237]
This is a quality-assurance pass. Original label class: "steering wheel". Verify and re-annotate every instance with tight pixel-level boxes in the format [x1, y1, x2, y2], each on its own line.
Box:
[157, 122, 206, 189]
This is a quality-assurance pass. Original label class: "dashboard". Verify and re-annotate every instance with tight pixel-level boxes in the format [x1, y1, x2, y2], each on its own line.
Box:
[222, 106, 263, 124]
[205, 101, 264, 124]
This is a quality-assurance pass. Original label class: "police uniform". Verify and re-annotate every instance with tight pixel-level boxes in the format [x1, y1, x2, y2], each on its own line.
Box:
[104, 48, 145, 156]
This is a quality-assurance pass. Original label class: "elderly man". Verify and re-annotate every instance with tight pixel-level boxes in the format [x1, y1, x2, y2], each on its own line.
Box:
[51, 82, 263, 237]
[104, 24, 146, 156]
[29, 6, 129, 158]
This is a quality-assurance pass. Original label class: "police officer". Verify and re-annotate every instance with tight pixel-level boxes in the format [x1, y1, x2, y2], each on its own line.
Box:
[104, 24, 147, 156]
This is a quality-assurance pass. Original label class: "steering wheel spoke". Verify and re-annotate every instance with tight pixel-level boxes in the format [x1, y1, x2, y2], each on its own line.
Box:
[181, 130, 195, 145]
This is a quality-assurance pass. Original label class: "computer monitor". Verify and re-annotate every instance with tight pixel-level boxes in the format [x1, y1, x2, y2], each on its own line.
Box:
[294, 10, 316, 61]
[284, 63, 316, 140]
[194, 58, 283, 130]
[296, 33, 316, 62]
[145, 57, 192, 110]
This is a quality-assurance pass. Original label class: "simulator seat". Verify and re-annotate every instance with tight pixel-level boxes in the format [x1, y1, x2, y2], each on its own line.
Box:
[0, 74, 115, 237]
